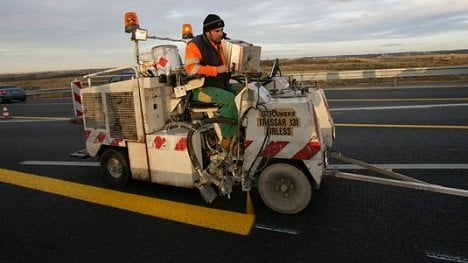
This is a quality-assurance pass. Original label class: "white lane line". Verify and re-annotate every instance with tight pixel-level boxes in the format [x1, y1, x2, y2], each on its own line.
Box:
[0, 119, 66, 123]
[20, 161, 99, 167]
[331, 103, 468, 111]
[425, 251, 468, 263]
[254, 224, 300, 235]
[329, 163, 468, 170]
[13, 103, 71, 106]
[326, 85, 468, 91]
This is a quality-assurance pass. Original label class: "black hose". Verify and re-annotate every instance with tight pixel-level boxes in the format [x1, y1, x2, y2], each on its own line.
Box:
[245, 104, 271, 176]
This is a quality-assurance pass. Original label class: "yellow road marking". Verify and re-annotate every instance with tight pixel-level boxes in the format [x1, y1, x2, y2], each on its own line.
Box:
[336, 123, 468, 129]
[0, 168, 255, 235]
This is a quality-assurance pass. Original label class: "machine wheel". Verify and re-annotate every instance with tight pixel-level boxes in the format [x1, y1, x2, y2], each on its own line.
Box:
[258, 163, 312, 214]
[100, 148, 131, 186]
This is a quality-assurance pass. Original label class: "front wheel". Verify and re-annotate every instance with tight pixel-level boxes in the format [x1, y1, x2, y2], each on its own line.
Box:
[100, 148, 131, 186]
[258, 163, 312, 214]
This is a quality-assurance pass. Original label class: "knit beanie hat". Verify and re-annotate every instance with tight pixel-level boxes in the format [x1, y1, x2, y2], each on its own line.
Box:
[203, 14, 224, 32]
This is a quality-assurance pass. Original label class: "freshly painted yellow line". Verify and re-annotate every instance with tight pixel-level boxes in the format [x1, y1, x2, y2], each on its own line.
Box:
[336, 123, 468, 129]
[0, 168, 255, 235]
[329, 98, 468, 102]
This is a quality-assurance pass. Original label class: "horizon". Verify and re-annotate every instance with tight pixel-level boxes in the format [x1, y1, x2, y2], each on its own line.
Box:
[2, 48, 468, 76]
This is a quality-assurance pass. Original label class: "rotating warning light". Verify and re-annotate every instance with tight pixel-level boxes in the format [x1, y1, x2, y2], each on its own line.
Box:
[182, 24, 193, 39]
[124, 12, 140, 33]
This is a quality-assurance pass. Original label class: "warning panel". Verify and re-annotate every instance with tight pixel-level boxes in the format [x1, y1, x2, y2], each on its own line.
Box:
[257, 108, 300, 136]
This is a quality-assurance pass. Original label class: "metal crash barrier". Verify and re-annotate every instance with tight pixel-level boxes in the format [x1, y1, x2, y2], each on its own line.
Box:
[25, 65, 468, 99]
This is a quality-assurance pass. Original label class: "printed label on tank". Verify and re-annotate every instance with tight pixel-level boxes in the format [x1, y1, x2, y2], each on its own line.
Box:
[257, 108, 300, 136]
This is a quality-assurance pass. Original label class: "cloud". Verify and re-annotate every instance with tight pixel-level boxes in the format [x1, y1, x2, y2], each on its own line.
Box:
[0, 0, 467, 73]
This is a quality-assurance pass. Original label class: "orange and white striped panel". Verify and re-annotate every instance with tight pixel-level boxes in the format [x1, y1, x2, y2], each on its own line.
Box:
[71, 80, 83, 117]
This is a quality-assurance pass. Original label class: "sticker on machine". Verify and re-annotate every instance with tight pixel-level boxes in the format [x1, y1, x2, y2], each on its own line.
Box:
[257, 108, 300, 136]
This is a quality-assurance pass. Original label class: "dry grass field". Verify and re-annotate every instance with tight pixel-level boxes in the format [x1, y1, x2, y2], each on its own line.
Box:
[1, 51, 468, 92]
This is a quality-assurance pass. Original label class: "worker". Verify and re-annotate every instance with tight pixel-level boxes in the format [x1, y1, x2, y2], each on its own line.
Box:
[185, 14, 239, 151]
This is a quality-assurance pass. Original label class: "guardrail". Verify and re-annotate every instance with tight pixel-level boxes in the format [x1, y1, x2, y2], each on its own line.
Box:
[26, 65, 468, 99]
[288, 65, 468, 82]
[26, 88, 71, 100]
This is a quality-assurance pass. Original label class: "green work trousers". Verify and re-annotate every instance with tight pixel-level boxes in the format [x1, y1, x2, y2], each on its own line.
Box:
[192, 84, 239, 138]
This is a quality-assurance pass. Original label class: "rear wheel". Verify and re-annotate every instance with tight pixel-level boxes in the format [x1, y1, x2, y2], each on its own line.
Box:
[258, 163, 312, 214]
[100, 148, 131, 186]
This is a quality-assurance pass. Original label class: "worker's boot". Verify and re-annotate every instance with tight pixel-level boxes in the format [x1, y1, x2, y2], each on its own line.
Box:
[220, 137, 241, 155]
[220, 137, 232, 151]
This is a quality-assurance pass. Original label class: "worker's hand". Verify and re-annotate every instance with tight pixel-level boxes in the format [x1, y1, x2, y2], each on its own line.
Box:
[216, 65, 230, 74]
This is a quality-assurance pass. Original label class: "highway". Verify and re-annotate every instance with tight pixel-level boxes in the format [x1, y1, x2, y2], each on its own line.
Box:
[1, 85, 467, 262]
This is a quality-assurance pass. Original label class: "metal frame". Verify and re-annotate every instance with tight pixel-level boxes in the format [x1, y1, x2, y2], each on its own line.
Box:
[324, 150, 468, 198]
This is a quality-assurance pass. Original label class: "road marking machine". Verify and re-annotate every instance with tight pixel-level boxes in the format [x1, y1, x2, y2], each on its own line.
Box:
[72, 12, 467, 214]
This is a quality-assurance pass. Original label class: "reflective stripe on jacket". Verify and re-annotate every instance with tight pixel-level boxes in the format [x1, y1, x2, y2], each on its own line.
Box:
[185, 34, 230, 89]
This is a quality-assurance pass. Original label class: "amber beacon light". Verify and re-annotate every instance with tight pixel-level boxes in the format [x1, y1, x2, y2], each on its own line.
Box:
[124, 12, 140, 33]
[182, 23, 193, 39]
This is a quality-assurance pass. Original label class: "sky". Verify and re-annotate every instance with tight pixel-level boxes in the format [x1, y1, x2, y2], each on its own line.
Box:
[1, 0, 467, 74]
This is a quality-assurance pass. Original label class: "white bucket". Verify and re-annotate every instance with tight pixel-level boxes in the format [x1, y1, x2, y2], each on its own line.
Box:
[151, 45, 183, 76]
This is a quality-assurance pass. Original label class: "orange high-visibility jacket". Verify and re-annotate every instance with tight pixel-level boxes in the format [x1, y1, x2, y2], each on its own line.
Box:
[185, 35, 226, 78]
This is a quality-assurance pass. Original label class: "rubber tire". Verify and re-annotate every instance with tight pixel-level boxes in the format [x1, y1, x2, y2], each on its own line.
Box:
[100, 148, 131, 186]
[258, 163, 312, 214]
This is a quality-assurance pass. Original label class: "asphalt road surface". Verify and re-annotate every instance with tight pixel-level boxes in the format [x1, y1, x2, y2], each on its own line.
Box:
[0, 85, 467, 262]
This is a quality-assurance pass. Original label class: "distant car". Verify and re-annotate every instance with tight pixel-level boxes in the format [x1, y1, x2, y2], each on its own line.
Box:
[0, 86, 27, 103]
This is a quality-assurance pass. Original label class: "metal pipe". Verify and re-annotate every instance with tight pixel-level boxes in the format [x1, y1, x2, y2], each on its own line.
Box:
[328, 151, 425, 183]
[323, 170, 468, 198]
